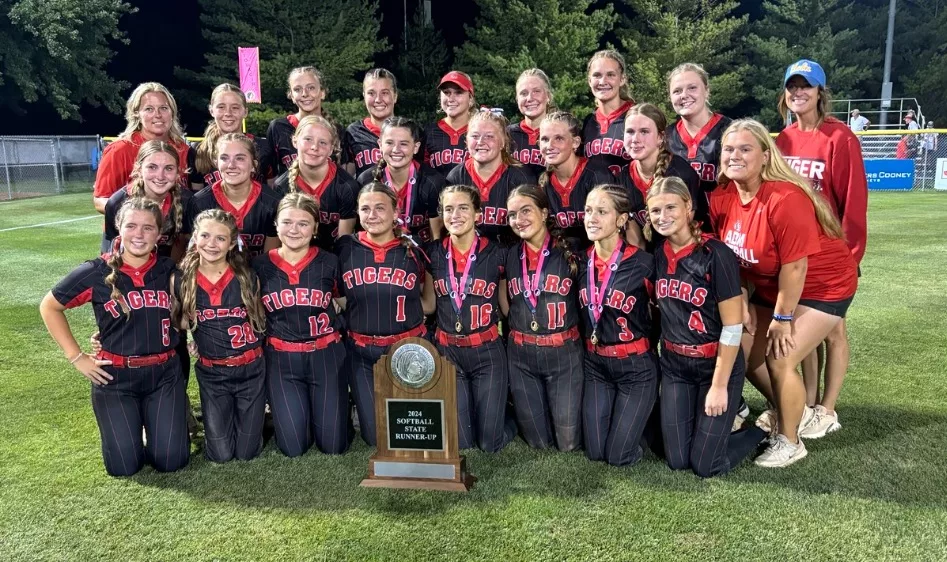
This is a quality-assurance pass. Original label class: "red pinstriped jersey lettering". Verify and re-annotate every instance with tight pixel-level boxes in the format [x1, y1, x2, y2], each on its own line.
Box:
[553, 210, 585, 229]
[355, 148, 382, 168]
[579, 288, 638, 313]
[655, 278, 708, 306]
[342, 267, 417, 290]
[478, 207, 508, 226]
[261, 289, 333, 312]
[196, 307, 248, 322]
[103, 290, 171, 318]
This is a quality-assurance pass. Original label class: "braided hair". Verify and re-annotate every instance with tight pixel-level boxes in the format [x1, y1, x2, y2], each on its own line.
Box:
[626, 103, 672, 178]
[105, 197, 164, 318]
[176, 209, 266, 334]
[128, 139, 184, 238]
[507, 184, 577, 276]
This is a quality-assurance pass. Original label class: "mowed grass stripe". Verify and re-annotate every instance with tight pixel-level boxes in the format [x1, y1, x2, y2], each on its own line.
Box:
[0, 192, 945, 561]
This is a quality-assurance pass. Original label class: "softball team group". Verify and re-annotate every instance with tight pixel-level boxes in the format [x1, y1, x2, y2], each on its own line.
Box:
[39, 52, 867, 478]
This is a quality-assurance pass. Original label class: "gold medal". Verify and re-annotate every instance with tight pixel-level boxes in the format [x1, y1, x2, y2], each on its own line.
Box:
[530, 319, 539, 332]
[591, 332, 599, 346]
[455, 320, 463, 333]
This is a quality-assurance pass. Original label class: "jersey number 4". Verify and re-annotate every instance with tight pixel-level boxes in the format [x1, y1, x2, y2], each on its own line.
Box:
[688, 311, 707, 334]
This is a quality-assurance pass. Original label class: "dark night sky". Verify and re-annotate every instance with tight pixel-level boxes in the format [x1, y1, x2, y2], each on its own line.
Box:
[6, 0, 476, 136]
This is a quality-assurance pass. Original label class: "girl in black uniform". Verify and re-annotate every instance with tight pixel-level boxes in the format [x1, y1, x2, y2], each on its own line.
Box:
[267, 66, 335, 177]
[505, 185, 583, 452]
[40, 198, 190, 476]
[447, 110, 536, 246]
[275, 115, 358, 250]
[423, 71, 477, 176]
[253, 193, 352, 457]
[647, 177, 765, 477]
[359, 117, 444, 243]
[618, 103, 702, 248]
[337, 183, 435, 446]
[579, 184, 658, 467]
[509, 68, 553, 177]
[424, 185, 515, 452]
[583, 50, 635, 175]
[177, 209, 268, 462]
[104, 140, 189, 259]
[342, 68, 398, 178]
[539, 111, 622, 251]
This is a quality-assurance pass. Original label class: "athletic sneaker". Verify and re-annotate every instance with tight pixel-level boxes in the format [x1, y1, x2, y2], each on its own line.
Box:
[755, 409, 776, 433]
[732, 401, 751, 432]
[754, 434, 808, 467]
[799, 405, 841, 439]
[799, 405, 817, 435]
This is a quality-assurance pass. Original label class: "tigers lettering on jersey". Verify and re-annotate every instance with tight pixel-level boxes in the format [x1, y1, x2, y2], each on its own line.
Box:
[432, 278, 497, 299]
[103, 290, 172, 318]
[430, 149, 466, 169]
[506, 274, 573, 297]
[342, 267, 418, 290]
[446, 162, 534, 245]
[577, 286, 639, 313]
[343, 118, 384, 178]
[654, 279, 708, 306]
[423, 120, 468, 176]
[689, 162, 718, 184]
[195, 307, 248, 322]
[576, 245, 653, 344]
[784, 157, 826, 190]
[583, 101, 634, 175]
[261, 288, 334, 311]
[505, 243, 579, 334]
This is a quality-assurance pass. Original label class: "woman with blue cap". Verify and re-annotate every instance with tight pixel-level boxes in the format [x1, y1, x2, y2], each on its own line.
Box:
[771, 59, 868, 442]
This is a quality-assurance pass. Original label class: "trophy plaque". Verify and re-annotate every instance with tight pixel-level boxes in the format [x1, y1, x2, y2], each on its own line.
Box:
[360, 337, 475, 492]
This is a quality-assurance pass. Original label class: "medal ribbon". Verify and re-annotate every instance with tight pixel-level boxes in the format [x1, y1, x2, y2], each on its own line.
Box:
[447, 235, 478, 319]
[520, 235, 551, 315]
[385, 161, 417, 227]
[587, 243, 624, 331]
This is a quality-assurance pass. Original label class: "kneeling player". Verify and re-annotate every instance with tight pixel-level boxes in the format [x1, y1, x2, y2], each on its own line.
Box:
[648, 178, 765, 477]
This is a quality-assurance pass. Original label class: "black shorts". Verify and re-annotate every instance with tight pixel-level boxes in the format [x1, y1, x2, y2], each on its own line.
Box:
[749, 293, 853, 319]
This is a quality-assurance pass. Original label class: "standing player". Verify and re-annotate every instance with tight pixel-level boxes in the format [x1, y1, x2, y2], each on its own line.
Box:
[424, 71, 477, 176]
[190, 83, 273, 190]
[39, 197, 189, 476]
[93, 82, 190, 214]
[360, 117, 444, 242]
[177, 209, 267, 462]
[775, 59, 868, 439]
[267, 66, 338, 177]
[509, 69, 553, 176]
[665, 63, 733, 227]
[425, 185, 515, 452]
[538, 111, 626, 251]
[711, 119, 858, 467]
[274, 115, 358, 250]
[647, 177, 765, 477]
[505, 185, 583, 452]
[583, 50, 635, 175]
[184, 133, 281, 257]
[579, 184, 657, 466]
[253, 193, 352, 456]
[342, 68, 398, 178]
[103, 140, 189, 259]
[337, 183, 435, 446]
[617, 103, 702, 248]
[446, 111, 536, 246]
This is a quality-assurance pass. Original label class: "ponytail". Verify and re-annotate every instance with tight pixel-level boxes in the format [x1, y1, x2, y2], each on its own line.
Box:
[105, 237, 130, 317]
[195, 121, 222, 176]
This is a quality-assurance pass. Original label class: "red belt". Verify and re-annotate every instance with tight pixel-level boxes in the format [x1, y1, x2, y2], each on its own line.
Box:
[511, 326, 579, 347]
[435, 325, 500, 347]
[268, 333, 341, 352]
[586, 337, 650, 358]
[349, 325, 426, 348]
[198, 346, 263, 367]
[663, 339, 718, 359]
[98, 350, 176, 369]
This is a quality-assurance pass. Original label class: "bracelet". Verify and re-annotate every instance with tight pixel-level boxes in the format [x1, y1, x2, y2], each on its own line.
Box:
[772, 313, 793, 322]
[69, 352, 84, 364]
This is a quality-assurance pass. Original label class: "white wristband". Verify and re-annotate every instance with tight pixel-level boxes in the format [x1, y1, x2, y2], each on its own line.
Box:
[719, 324, 743, 346]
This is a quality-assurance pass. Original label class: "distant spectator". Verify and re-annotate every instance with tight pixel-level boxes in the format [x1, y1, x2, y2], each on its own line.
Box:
[922, 122, 938, 169]
[849, 109, 870, 132]
[904, 112, 920, 158]
[904, 112, 920, 131]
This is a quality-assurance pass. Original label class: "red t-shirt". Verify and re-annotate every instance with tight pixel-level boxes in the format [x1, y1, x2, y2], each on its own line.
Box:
[93, 132, 190, 198]
[775, 117, 868, 264]
[710, 180, 857, 304]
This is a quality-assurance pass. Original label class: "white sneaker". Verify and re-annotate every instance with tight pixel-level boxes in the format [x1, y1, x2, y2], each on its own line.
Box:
[732, 402, 751, 432]
[799, 405, 817, 434]
[755, 409, 776, 433]
[754, 434, 808, 467]
[799, 405, 841, 439]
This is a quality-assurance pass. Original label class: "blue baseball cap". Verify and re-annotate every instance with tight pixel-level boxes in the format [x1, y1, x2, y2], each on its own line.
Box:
[784, 59, 826, 88]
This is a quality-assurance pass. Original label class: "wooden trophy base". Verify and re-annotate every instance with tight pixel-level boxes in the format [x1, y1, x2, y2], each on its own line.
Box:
[360, 455, 476, 492]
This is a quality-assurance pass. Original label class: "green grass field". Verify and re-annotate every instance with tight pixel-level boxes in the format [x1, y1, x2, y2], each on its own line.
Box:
[2, 193, 946, 561]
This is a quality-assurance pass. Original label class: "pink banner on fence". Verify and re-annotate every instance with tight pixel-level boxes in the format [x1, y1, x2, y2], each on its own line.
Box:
[238, 47, 261, 103]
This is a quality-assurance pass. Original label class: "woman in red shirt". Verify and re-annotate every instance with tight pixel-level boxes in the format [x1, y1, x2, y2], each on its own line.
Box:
[775, 59, 868, 440]
[710, 119, 857, 468]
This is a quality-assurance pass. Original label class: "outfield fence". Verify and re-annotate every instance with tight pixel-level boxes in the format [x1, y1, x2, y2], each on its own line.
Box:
[854, 129, 947, 191]
[0, 136, 100, 200]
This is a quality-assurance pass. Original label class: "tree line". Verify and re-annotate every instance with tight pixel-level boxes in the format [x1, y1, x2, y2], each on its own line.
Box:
[3, 0, 945, 134]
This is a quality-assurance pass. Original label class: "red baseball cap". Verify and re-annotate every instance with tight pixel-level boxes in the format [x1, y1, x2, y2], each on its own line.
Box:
[438, 71, 474, 95]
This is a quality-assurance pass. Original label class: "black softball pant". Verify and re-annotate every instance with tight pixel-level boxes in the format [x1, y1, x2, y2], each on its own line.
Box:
[583, 350, 659, 467]
[660, 350, 764, 477]
[91, 360, 190, 477]
[508, 339, 584, 452]
[265, 341, 351, 457]
[438, 339, 515, 453]
[194, 356, 266, 463]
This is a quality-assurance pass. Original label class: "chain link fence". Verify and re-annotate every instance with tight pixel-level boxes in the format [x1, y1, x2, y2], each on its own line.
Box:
[0, 136, 100, 200]
[855, 129, 946, 191]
